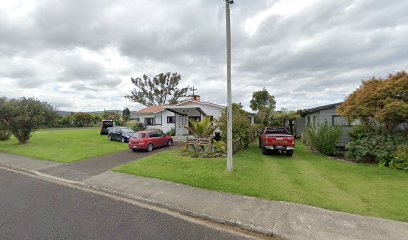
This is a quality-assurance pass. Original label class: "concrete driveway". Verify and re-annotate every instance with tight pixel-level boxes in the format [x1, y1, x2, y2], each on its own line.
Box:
[38, 142, 183, 181]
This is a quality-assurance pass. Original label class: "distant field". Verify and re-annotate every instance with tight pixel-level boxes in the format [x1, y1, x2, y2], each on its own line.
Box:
[0, 129, 128, 163]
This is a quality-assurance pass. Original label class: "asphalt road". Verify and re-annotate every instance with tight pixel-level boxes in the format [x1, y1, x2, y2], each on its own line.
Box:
[0, 168, 260, 240]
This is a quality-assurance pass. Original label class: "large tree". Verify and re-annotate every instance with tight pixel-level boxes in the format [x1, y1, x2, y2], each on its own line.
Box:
[274, 109, 301, 135]
[126, 72, 189, 106]
[250, 88, 276, 127]
[122, 108, 131, 125]
[0, 97, 57, 144]
[337, 71, 408, 132]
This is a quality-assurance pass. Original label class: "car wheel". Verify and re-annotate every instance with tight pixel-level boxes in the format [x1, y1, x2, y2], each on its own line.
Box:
[286, 150, 294, 156]
[147, 143, 153, 152]
[121, 137, 126, 143]
[167, 140, 173, 147]
[108, 135, 112, 141]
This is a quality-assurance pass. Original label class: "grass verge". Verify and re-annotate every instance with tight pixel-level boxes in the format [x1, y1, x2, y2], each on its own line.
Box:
[0, 129, 128, 163]
[114, 142, 408, 222]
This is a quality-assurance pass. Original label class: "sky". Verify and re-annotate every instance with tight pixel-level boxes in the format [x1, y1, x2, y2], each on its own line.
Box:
[0, 0, 407, 112]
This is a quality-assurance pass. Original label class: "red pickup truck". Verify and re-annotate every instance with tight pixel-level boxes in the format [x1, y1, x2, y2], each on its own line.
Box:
[259, 127, 295, 156]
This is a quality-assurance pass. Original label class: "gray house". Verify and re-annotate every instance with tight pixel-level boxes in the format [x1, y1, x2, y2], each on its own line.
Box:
[295, 102, 353, 147]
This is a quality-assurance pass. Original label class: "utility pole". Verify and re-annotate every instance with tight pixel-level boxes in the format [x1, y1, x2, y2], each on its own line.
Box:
[225, 0, 233, 172]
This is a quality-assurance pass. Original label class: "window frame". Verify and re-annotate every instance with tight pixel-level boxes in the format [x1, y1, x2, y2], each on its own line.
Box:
[167, 116, 175, 123]
[145, 117, 155, 126]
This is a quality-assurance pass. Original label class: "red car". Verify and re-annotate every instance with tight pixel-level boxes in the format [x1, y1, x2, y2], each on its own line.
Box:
[259, 127, 295, 156]
[128, 130, 173, 152]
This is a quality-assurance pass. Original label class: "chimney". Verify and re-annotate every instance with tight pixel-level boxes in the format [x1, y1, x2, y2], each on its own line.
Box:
[192, 95, 200, 102]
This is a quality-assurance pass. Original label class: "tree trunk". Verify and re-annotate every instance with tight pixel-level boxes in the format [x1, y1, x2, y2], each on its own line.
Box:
[289, 120, 294, 135]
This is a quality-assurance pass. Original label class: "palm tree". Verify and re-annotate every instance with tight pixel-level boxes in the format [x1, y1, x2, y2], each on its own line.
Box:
[187, 117, 217, 138]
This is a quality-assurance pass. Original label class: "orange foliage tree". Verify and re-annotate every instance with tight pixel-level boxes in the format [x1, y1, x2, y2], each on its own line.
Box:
[337, 71, 408, 132]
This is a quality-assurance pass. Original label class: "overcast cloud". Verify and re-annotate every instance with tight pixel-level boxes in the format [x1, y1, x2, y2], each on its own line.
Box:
[0, 0, 407, 112]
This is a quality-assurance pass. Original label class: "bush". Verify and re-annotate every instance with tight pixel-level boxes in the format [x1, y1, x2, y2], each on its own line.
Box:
[132, 122, 146, 132]
[0, 119, 11, 141]
[302, 124, 342, 155]
[213, 140, 226, 153]
[346, 133, 407, 166]
[0, 97, 56, 144]
[217, 103, 252, 149]
[165, 128, 176, 136]
[389, 145, 408, 171]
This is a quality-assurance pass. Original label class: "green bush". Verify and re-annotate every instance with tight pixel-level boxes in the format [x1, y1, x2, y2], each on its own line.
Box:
[132, 122, 146, 132]
[165, 128, 176, 136]
[346, 133, 407, 167]
[389, 145, 408, 171]
[302, 124, 342, 155]
[0, 127, 11, 141]
[213, 140, 226, 153]
[218, 103, 252, 149]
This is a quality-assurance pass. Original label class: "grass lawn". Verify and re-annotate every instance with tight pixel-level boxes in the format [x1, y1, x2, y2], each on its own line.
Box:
[0, 129, 128, 163]
[114, 142, 408, 222]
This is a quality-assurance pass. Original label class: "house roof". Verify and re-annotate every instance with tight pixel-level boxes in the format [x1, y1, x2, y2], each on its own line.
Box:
[175, 100, 224, 109]
[134, 105, 167, 115]
[304, 102, 343, 114]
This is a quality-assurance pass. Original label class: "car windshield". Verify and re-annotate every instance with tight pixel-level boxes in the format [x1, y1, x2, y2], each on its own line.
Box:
[265, 128, 288, 134]
[132, 133, 146, 139]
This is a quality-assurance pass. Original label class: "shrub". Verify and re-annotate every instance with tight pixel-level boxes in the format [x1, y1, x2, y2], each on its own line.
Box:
[0, 97, 56, 144]
[213, 140, 226, 153]
[0, 122, 11, 141]
[166, 128, 176, 136]
[346, 133, 407, 166]
[217, 103, 252, 149]
[389, 145, 408, 171]
[187, 117, 216, 138]
[302, 124, 342, 155]
[133, 122, 146, 132]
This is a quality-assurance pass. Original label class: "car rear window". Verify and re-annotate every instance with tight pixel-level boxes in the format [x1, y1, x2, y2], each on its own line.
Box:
[132, 133, 146, 139]
[102, 122, 114, 128]
[265, 128, 288, 134]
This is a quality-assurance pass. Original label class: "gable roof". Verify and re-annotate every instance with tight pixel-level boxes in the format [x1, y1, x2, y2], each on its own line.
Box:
[175, 100, 224, 109]
[134, 105, 166, 115]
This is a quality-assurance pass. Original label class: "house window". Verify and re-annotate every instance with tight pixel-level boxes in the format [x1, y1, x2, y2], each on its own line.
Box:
[208, 116, 214, 122]
[145, 118, 155, 126]
[307, 117, 311, 126]
[332, 115, 349, 126]
[312, 116, 317, 126]
[167, 116, 175, 123]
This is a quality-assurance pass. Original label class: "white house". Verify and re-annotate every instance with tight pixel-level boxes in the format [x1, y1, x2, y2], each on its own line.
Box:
[131, 96, 254, 137]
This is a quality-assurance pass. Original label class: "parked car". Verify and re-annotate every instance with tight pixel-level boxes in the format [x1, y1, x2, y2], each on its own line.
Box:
[259, 127, 295, 156]
[100, 120, 115, 135]
[108, 127, 134, 143]
[128, 130, 173, 152]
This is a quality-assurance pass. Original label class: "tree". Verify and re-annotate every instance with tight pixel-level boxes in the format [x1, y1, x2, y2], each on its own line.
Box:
[274, 109, 301, 135]
[0, 97, 57, 144]
[217, 103, 252, 149]
[186, 117, 217, 138]
[72, 112, 95, 127]
[126, 72, 190, 106]
[250, 88, 276, 112]
[250, 88, 276, 127]
[337, 71, 408, 132]
[122, 108, 131, 125]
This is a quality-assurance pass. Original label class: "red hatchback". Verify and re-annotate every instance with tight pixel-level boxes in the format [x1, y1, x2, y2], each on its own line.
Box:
[128, 130, 173, 152]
